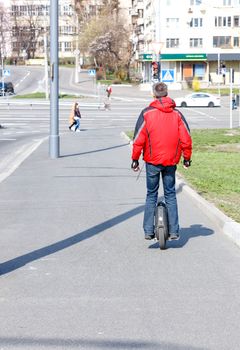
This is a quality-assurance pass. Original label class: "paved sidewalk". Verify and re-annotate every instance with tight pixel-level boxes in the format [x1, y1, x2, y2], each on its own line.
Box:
[1, 128, 240, 349]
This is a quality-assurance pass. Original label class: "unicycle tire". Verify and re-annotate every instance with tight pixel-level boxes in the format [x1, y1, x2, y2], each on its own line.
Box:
[155, 201, 169, 250]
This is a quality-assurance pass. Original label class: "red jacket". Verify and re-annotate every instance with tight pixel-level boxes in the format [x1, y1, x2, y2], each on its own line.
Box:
[132, 97, 192, 166]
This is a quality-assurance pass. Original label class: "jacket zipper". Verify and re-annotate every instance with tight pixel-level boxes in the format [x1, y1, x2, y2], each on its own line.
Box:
[147, 129, 152, 158]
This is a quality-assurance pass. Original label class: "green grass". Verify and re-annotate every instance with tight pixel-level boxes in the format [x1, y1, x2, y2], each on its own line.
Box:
[128, 129, 240, 223]
[13, 92, 85, 99]
[197, 88, 240, 95]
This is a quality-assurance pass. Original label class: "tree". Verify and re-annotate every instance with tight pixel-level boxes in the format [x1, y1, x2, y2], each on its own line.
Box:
[10, 0, 47, 60]
[79, 3, 133, 80]
[0, 3, 10, 59]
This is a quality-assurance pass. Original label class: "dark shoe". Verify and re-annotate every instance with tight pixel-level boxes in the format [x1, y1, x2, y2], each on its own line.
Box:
[145, 234, 155, 240]
[169, 233, 180, 241]
[69, 126, 71, 130]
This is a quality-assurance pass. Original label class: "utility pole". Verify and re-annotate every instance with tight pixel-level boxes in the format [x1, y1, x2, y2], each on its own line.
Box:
[1, 44, 4, 97]
[155, 0, 161, 81]
[75, 12, 80, 83]
[44, 4, 49, 100]
[49, 0, 60, 158]
[230, 68, 233, 129]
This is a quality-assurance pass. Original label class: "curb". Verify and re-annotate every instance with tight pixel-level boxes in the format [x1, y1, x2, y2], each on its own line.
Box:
[176, 176, 240, 248]
[121, 132, 240, 249]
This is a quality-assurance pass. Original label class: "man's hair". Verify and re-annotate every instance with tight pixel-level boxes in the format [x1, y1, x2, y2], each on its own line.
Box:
[152, 82, 168, 98]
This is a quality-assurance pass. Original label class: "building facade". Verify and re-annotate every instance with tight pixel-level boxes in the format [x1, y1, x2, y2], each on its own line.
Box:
[131, 0, 240, 88]
[5, 0, 78, 62]
[5, 0, 132, 64]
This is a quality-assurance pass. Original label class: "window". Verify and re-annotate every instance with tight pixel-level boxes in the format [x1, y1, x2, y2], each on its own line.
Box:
[233, 37, 239, 47]
[166, 38, 179, 48]
[194, 64, 205, 78]
[166, 18, 179, 27]
[234, 16, 240, 26]
[60, 26, 75, 35]
[223, 0, 231, 5]
[215, 16, 231, 27]
[190, 0, 202, 5]
[190, 18, 203, 27]
[213, 36, 231, 47]
[62, 5, 73, 16]
[190, 38, 203, 47]
[64, 42, 72, 52]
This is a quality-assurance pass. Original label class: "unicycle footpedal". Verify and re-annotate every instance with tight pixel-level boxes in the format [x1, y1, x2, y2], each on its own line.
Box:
[154, 200, 169, 250]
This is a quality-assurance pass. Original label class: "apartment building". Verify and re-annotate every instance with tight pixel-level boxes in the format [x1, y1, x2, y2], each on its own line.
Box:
[6, 0, 131, 62]
[3, 0, 77, 61]
[131, 0, 240, 88]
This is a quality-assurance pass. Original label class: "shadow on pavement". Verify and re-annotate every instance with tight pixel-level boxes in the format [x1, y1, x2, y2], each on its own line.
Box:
[149, 224, 214, 249]
[60, 143, 129, 158]
[0, 205, 144, 276]
[0, 336, 208, 349]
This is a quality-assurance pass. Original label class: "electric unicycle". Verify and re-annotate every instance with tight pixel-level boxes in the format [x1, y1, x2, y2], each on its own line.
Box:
[154, 200, 169, 250]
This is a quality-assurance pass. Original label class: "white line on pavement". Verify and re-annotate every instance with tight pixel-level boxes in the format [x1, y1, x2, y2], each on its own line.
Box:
[0, 138, 16, 141]
[188, 108, 218, 120]
[0, 138, 46, 184]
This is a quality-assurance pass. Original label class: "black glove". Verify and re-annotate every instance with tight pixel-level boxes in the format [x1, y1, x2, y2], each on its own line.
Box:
[183, 159, 192, 168]
[131, 160, 139, 171]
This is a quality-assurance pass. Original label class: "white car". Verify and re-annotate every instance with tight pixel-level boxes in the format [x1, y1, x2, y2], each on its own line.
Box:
[174, 92, 221, 108]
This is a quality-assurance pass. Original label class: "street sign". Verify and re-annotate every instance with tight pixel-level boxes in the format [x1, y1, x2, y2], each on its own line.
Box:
[161, 69, 174, 82]
[3, 69, 10, 77]
[88, 69, 96, 76]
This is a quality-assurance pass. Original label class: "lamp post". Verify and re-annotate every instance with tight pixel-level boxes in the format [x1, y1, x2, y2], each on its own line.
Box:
[74, 12, 80, 83]
[1, 44, 4, 97]
[217, 51, 220, 96]
[43, 4, 49, 100]
[49, 0, 60, 158]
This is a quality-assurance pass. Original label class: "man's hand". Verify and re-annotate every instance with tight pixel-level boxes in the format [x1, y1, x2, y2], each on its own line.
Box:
[183, 159, 192, 169]
[131, 160, 139, 172]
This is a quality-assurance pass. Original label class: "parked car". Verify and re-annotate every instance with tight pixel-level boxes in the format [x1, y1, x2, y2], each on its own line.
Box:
[174, 92, 221, 108]
[0, 82, 15, 96]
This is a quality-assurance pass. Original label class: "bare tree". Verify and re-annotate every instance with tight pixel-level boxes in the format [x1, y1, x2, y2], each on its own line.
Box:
[0, 4, 10, 59]
[10, 0, 48, 60]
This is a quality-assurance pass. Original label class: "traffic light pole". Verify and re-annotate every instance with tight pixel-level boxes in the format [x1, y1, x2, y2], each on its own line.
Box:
[49, 0, 60, 158]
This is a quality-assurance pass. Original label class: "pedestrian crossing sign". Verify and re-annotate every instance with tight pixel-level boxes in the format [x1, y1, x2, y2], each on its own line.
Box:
[3, 69, 10, 77]
[161, 69, 174, 82]
[88, 69, 96, 76]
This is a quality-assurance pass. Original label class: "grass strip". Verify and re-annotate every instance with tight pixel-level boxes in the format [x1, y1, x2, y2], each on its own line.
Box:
[127, 128, 240, 223]
[13, 92, 85, 99]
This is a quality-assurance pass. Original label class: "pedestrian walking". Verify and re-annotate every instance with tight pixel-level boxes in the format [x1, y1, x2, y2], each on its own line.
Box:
[69, 102, 81, 132]
[131, 82, 192, 241]
[106, 85, 112, 99]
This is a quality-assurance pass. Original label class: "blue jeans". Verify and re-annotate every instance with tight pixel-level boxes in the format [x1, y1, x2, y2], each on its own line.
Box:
[74, 118, 80, 131]
[143, 163, 179, 235]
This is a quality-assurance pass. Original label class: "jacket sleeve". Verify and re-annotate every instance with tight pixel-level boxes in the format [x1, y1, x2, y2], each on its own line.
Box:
[178, 112, 192, 161]
[132, 110, 146, 160]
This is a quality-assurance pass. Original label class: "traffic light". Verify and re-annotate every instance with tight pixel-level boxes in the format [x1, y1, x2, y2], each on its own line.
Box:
[152, 62, 159, 81]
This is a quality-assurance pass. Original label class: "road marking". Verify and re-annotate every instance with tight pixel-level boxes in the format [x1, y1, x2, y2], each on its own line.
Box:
[14, 71, 31, 88]
[187, 108, 218, 120]
[0, 138, 16, 141]
[0, 138, 46, 183]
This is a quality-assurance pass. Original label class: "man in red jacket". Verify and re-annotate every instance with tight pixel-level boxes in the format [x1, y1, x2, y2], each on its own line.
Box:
[131, 82, 192, 241]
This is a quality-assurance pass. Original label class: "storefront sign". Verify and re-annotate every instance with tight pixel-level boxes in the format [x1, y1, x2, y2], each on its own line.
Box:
[139, 53, 207, 61]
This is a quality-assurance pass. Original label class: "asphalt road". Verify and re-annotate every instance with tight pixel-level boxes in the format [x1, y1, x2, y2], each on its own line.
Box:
[1, 67, 240, 349]
[0, 123, 240, 349]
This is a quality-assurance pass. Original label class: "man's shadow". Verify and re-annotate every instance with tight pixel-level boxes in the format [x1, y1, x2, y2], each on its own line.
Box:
[149, 224, 214, 249]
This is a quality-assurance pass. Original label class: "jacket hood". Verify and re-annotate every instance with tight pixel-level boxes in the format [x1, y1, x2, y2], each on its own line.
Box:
[149, 97, 176, 113]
